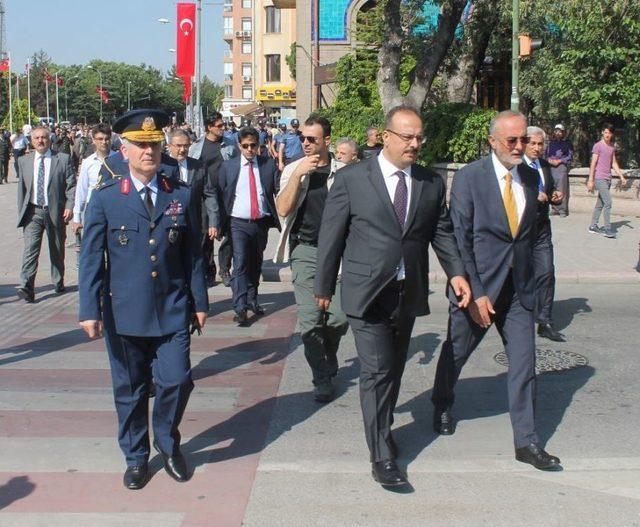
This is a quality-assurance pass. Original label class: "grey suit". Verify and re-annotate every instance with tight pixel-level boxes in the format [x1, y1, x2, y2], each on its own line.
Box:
[17, 150, 76, 294]
[314, 156, 465, 462]
[432, 155, 541, 448]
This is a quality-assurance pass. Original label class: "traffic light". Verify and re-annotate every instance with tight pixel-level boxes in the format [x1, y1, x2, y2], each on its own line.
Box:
[518, 35, 543, 58]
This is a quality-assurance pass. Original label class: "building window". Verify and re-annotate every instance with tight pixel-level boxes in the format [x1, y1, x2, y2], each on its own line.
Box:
[242, 41, 252, 54]
[223, 0, 232, 12]
[265, 6, 281, 33]
[224, 85, 233, 98]
[224, 41, 233, 59]
[243, 87, 253, 100]
[223, 17, 233, 34]
[242, 18, 252, 32]
[224, 62, 233, 82]
[265, 54, 281, 82]
[242, 63, 252, 78]
[242, 0, 251, 8]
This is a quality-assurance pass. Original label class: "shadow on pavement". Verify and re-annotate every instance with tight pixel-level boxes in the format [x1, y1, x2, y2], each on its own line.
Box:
[0, 328, 88, 366]
[0, 475, 36, 510]
[208, 290, 294, 323]
[610, 220, 633, 233]
[552, 297, 591, 332]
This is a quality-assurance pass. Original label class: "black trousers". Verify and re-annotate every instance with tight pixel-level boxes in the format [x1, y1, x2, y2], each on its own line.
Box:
[201, 231, 233, 281]
[347, 280, 415, 462]
[432, 273, 539, 448]
[533, 224, 555, 325]
[230, 217, 268, 313]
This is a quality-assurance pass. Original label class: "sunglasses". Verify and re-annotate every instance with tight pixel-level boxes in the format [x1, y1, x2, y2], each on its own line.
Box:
[300, 135, 322, 144]
[501, 136, 530, 147]
[240, 142, 258, 149]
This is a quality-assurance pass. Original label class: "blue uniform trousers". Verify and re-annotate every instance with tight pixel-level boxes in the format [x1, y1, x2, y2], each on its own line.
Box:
[230, 217, 268, 313]
[103, 297, 193, 466]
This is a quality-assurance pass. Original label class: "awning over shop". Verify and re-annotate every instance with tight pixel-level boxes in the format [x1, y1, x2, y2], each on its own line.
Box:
[231, 102, 262, 116]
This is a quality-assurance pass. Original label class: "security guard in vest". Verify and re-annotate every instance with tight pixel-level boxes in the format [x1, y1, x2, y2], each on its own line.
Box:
[78, 109, 208, 490]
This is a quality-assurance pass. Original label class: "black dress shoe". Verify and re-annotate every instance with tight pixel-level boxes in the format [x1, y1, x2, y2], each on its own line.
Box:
[515, 443, 561, 470]
[219, 271, 231, 287]
[433, 408, 455, 435]
[537, 323, 565, 342]
[17, 288, 34, 303]
[371, 459, 408, 487]
[248, 302, 265, 316]
[233, 310, 249, 327]
[153, 440, 190, 482]
[123, 464, 149, 490]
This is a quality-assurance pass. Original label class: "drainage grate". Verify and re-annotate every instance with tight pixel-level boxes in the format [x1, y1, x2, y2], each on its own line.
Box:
[494, 348, 589, 374]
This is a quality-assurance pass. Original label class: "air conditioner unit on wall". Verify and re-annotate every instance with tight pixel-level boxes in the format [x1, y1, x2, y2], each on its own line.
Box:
[235, 31, 243, 37]
[242, 30, 251, 37]
[243, 76, 252, 82]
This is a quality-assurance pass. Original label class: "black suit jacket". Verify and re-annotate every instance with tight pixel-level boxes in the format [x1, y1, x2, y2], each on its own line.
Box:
[181, 157, 219, 232]
[314, 156, 465, 319]
[536, 158, 557, 231]
[217, 155, 280, 231]
[447, 155, 539, 311]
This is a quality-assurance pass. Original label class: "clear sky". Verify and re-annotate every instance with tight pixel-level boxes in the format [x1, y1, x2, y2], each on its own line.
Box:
[5, 0, 224, 83]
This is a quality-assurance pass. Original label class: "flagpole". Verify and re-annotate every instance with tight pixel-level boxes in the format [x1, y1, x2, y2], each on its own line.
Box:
[45, 77, 50, 125]
[26, 60, 31, 126]
[55, 73, 60, 124]
[15, 72, 19, 100]
[8, 53, 13, 132]
[195, 0, 202, 137]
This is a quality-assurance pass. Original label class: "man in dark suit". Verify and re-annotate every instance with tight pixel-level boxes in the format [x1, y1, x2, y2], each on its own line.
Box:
[167, 129, 220, 285]
[524, 126, 565, 342]
[431, 110, 562, 471]
[217, 127, 280, 326]
[79, 109, 208, 490]
[314, 106, 471, 487]
[16, 125, 76, 303]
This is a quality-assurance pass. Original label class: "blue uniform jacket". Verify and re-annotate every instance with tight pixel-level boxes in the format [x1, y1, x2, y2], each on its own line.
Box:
[79, 172, 208, 337]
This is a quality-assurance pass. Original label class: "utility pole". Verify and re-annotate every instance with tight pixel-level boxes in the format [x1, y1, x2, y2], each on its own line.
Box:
[510, 0, 520, 111]
[195, 0, 202, 136]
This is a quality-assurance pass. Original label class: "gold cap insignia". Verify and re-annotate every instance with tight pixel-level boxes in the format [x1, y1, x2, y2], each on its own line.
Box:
[142, 117, 156, 132]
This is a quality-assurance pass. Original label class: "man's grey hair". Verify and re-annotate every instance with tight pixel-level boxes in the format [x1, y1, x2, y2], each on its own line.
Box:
[526, 126, 546, 140]
[168, 129, 192, 143]
[489, 110, 526, 135]
[335, 137, 358, 151]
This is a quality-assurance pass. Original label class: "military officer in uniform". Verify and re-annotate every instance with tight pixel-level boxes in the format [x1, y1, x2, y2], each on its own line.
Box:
[78, 109, 208, 490]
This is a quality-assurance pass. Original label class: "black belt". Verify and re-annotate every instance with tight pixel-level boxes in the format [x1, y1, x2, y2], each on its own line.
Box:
[231, 216, 267, 224]
[30, 203, 48, 210]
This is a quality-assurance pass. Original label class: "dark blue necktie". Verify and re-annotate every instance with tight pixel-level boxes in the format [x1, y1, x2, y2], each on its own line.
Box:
[530, 160, 544, 192]
[36, 156, 45, 206]
[393, 171, 407, 229]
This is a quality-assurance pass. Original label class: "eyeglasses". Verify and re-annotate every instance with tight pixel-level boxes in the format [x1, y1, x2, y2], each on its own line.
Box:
[239, 142, 258, 149]
[300, 135, 322, 144]
[212, 123, 224, 128]
[386, 129, 426, 145]
[500, 136, 530, 148]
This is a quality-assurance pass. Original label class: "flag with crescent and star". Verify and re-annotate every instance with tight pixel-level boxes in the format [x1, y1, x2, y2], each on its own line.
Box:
[176, 2, 196, 103]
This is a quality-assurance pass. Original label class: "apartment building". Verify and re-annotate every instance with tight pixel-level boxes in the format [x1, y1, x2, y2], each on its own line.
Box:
[221, 0, 296, 122]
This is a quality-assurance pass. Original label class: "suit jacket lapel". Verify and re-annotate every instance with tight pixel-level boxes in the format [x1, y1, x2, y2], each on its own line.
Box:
[186, 159, 195, 185]
[24, 153, 35, 200]
[153, 181, 172, 223]
[124, 175, 151, 219]
[403, 169, 423, 236]
[367, 159, 402, 233]
[47, 154, 58, 192]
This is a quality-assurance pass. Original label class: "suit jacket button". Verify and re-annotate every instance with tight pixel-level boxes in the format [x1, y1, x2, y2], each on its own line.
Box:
[150, 255, 157, 262]
[149, 239, 156, 245]
[150, 222, 155, 229]
[151, 271, 158, 278]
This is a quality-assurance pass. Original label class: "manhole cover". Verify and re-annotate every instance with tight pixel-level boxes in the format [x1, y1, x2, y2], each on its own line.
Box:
[494, 348, 588, 374]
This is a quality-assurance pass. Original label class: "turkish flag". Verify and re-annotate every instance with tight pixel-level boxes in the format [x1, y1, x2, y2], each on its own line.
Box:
[56, 76, 64, 87]
[0, 58, 9, 72]
[181, 76, 192, 103]
[176, 3, 196, 78]
[44, 70, 52, 82]
[96, 86, 110, 103]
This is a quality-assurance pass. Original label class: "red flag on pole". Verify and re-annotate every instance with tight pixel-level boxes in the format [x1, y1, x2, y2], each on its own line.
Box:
[182, 77, 192, 103]
[44, 70, 52, 82]
[176, 3, 196, 78]
[0, 58, 10, 72]
[56, 76, 64, 87]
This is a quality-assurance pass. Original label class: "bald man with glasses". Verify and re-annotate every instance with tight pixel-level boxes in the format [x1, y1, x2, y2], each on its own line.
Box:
[217, 127, 280, 326]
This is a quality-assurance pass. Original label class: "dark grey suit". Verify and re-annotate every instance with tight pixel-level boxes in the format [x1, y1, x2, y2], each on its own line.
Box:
[17, 150, 76, 294]
[314, 156, 465, 462]
[432, 155, 541, 448]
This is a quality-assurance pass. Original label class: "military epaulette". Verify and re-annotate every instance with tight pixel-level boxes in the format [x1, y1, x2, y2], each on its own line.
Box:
[96, 177, 119, 191]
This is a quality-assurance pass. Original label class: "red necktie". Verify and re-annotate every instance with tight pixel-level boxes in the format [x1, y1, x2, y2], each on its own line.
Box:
[248, 161, 259, 220]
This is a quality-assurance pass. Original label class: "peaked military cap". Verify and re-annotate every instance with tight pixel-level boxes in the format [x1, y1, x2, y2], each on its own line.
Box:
[113, 109, 170, 143]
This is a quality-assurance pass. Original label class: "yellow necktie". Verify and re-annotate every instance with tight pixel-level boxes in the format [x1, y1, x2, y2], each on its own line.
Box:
[503, 172, 519, 237]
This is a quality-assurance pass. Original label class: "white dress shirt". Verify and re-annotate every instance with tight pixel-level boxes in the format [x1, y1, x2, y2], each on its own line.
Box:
[178, 159, 189, 183]
[491, 152, 526, 223]
[231, 156, 268, 219]
[131, 174, 158, 207]
[73, 152, 112, 223]
[523, 154, 545, 189]
[377, 151, 413, 280]
[30, 150, 52, 206]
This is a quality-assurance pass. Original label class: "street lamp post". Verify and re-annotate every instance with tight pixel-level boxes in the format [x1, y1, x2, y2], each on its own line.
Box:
[87, 65, 104, 122]
[127, 81, 132, 111]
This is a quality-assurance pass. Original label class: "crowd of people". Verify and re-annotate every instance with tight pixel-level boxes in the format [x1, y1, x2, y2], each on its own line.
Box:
[8, 106, 630, 491]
